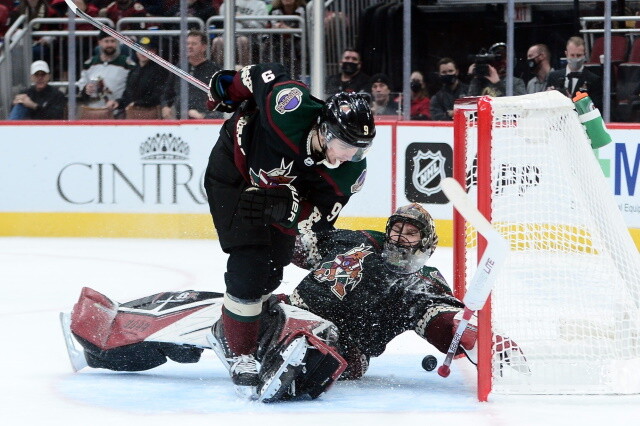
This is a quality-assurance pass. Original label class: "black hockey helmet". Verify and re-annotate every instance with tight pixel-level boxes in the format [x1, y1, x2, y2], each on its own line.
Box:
[320, 92, 376, 149]
[382, 203, 438, 274]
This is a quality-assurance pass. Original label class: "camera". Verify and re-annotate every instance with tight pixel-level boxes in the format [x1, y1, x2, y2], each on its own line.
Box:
[469, 53, 497, 77]
[468, 43, 505, 78]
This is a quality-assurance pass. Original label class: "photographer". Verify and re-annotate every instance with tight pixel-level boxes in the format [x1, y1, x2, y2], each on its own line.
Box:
[467, 43, 526, 97]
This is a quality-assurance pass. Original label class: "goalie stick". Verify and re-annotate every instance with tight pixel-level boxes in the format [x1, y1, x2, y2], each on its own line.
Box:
[437, 177, 510, 377]
[64, 0, 209, 93]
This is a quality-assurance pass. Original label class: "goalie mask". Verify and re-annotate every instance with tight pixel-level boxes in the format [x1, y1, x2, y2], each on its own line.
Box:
[317, 92, 375, 168]
[382, 203, 438, 274]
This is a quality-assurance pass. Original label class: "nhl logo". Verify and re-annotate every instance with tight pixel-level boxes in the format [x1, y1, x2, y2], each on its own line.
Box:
[411, 150, 446, 196]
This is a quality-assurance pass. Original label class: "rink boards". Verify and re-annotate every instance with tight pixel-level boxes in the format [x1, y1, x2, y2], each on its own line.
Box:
[0, 119, 638, 247]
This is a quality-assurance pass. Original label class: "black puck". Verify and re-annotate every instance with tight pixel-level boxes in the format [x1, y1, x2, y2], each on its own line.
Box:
[422, 355, 438, 372]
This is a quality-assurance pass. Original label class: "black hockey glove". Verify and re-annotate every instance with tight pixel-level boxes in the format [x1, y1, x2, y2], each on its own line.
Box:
[238, 186, 297, 226]
[207, 70, 241, 113]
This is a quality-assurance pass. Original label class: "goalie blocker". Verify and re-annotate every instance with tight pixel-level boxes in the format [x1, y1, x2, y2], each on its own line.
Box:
[61, 287, 346, 402]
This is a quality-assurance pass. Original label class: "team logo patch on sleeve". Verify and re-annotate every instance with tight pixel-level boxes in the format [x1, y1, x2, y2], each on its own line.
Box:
[430, 270, 445, 282]
[351, 168, 367, 193]
[313, 244, 373, 300]
[275, 88, 303, 114]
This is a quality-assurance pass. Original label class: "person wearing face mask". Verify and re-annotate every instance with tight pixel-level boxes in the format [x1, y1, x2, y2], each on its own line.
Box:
[326, 48, 371, 97]
[409, 70, 430, 120]
[430, 57, 468, 121]
[548, 36, 603, 111]
[526, 43, 554, 94]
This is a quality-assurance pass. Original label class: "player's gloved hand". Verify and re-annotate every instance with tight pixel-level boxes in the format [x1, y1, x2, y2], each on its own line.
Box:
[453, 309, 478, 364]
[207, 70, 241, 113]
[495, 335, 530, 375]
[452, 311, 530, 374]
[237, 186, 296, 226]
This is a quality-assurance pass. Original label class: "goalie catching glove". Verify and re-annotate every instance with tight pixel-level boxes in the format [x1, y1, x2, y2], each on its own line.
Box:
[237, 185, 299, 226]
[207, 70, 241, 113]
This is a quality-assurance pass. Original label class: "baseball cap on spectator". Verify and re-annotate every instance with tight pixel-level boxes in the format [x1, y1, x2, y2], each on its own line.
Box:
[30, 60, 50, 75]
[370, 73, 391, 88]
[139, 36, 159, 50]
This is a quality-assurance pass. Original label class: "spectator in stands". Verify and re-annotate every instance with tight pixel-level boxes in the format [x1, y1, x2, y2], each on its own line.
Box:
[106, 36, 168, 119]
[409, 70, 430, 120]
[213, 0, 268, 67]
[10, 0, 59, 61]
[52, 0, 98, 30]
[8, 60, 66, 120]
[430, 57, 468, 121]
[99, 0, 148, 30]
[370, 73, 399, 116]
[137, 0, 168, 16]
[467, 42, 526, 97]
[263, 0, 306, 78]
[0, 2, 10, 40]
[77, 29, 135, 110]
[547, 36, 603, 111]
[166, 0, 217, 23]
[526, 43, 554, 94]
[161, 30, 221, 119]
[325, 48, 370, 97]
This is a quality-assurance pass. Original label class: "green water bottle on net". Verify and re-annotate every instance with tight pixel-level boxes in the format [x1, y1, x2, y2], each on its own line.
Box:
[572, 92, 612, 149]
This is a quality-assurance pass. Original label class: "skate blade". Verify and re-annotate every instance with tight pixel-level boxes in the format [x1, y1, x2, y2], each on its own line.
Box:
[59, 312, 88, 372]
[257, 336, 308, 403]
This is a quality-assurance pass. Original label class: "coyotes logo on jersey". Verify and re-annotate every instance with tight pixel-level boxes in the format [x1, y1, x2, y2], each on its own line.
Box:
[249, 159, 297, 188]
[313, 244, 373, 300]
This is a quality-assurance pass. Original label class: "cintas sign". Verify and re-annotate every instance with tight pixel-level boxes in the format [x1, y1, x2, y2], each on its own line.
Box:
[56, 133, 207, 205]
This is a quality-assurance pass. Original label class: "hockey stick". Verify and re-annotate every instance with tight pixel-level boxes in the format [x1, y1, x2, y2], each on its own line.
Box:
[64, 0, 209, 93]
[437, 177, 510, 377]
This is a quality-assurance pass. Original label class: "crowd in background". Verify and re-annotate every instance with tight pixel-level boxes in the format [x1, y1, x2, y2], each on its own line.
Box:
[0, 1, 629, 121]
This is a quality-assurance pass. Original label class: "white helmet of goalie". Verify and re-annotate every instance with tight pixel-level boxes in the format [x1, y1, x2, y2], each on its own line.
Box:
[382, 203, 438, 274]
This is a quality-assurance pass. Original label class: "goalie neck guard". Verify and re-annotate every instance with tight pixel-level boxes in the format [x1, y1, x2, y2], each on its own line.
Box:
[382, 203, 438, 274]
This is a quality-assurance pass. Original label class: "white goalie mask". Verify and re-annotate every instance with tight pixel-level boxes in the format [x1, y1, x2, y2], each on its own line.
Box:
[382, 203, 438, 274]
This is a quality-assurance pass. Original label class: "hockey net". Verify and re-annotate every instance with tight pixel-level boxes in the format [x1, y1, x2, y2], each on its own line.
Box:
[452, 91, 640, 400]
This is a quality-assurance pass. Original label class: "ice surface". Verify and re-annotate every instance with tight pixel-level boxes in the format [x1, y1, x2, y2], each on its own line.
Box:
[1, 237, 638, 425]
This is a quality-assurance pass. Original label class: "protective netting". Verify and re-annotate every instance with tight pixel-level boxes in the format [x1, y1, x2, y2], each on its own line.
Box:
[457, 91, 640, 395]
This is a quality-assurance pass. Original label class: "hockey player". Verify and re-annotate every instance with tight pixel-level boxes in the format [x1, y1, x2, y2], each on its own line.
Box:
[288, 203, 526, 379]
[204, 63, 376, 389]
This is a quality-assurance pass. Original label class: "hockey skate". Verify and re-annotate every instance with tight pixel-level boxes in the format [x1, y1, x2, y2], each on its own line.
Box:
[207, 321, 260, 396]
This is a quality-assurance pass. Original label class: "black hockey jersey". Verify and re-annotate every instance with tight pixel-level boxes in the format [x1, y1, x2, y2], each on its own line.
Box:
[292, 229, 463, 357]
[224, 63, 368, 232]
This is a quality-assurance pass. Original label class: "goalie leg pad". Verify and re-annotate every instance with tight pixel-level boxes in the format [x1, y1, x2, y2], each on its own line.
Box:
[60, 312, 88, 372]
[258, 335, 309, 403]
[76, 334, 204, 372]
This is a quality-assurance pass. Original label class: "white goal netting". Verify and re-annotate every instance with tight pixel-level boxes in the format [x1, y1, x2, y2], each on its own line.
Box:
[456, 91, 640, 395]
